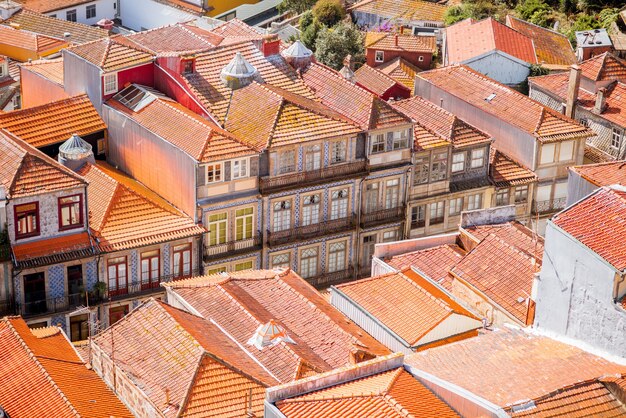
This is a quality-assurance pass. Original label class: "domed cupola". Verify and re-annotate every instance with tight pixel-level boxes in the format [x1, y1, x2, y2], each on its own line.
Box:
[281, 40, 313, 70]
[58, 134, 95, 172]
[220, 52, 258, 90]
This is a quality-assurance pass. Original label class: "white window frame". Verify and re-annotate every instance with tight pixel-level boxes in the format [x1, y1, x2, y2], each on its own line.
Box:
[382, 230, 398, 242]
[385, 178, 400, 209]
[272, 200, 291, 232]
[452, 152, 465, 172]
[86, 4, 96, 19]
[429, 201, 444, 223]
[496, 188, 510, 206]
[611, 128, 622, 150]
[206, 163, 223, 183]
[370, 134, 385, 154]
[232, 158, 248, 179]
[449, 197, 462, 216]
[558, 140, 574, 161]
[467, 193, 482, 211]
[515, 185, 529, 203]
[279, 150, 295, 174]
[375, 50, 384, 62]
[327, 241, 347, 273]
[471, 148, 485, 168]
[299, 246, 319, 279]
[271, 252, 290, 269]
[305, 144, 321, 171]
[418, 56, 424, 62]
[103, 73, 118, 95]
[301, 194, 321, 226]
[330, 188, 349, 220]
[331, 140, 347, 164]
[392, 130, 409, 150]
[540, 143, 556, 165]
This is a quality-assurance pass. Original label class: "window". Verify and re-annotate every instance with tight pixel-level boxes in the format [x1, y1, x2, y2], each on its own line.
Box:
[182, 60, 194, 74]
[612, 128, 622, 150]
[232, 158, 248, 179]
[206, 163, 222, 183]
[370, 134, 385, 154]
[392, 130, 409, 150]
[235, 208, 253, 240]
[97, 139, 105, 154]
[305, 145, 321, 171]
[365, 183, 379, 212]
[385, 179, 400, 209]
[496, 189, 510, 206]
[515, 185, 529, 203]
[86, 4, 96, 18]
[66, 9, 77, 21]
[15, 202, 39, 239]
[23, 272, 46, 316]
[418, 56, 424, 62]
[103, 73, 118, 95]
[141, 250, 160, 290]
[208, 266, 227, 275]
[107, 257, 127, 296]
[273, 200, 291, 232]
[208, 213, 227, 245]
[302, 194, 321, 226]
[58, 195, 82, 230]
[173, 244, 192, 279]
[471, 148, 485, 168]
[430, 151, 447, 181]
[299, 247, 318, 279]
[362, 234, 376, 268]
[109, 305, 129, 326]
[559, 140, 574, 161]
[449, 197, 463, 216]
[70, 314, 89, 342]
[67, 265, 83, 300]
[331, 189, 348, 220]
[411, 205, 425, 227]
[234, 260, 253, 271]
[382, 230, 398, 242]
[49, 14, 56, 18]
[467, 193, 482, 211]
[331, 140, 346, 164]
[375, 51, 384, 62]
[328, 241, 347, 273]
[452, 152, 465, 172]
[0, 66, 3, 77]
[540, 143, 556, 165]
[279, 150, 295, 174]
[271, 253, 290, 269]
[414, 156, 429, 184]
[554, 182, 568, 199]
[429, 201, 444, 224]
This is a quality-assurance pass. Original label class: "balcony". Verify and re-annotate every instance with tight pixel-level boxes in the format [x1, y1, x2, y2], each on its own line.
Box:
[532, 197, 566, 215]
[306, 266, 355, 289]
[17, 293, 86, 318]
[268, 215, 355, 247]
[260, 160, 369, 194]
[106, 270, 201, 302]
[360, 206, 405, 228]
[204, 233, 262, 261]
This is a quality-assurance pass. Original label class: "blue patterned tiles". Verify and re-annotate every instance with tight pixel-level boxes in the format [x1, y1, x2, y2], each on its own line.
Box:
[48, 265, 65, 299]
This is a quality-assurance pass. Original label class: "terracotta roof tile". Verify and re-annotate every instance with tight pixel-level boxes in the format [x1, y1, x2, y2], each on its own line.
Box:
[277, 367, 459, 417]
[418, 65, 592, 142]
[354, 64, 410, 97]
[365, 31, 436, 53]
[349, 0, 447, 23]
[570, 160, 626, 187]
[335, 270, 478, 346]
[489, 148, 537, 187]
[585, 143, 616, 163]
[0, 94, 105, 148]
[506, 15, 575, 68]
[578, 52, 626, 82]
[0, 23, 66, 53]
[67, 35, 154, 72]
[405, 327, 626, 407]
[78, 162, 205, 252]
[125, 24, 218, 54]
[209, 18, 264, 39]
[552, 186, 626, 271]
[4, 8, 108, 45]
[377, 56, 421, 92]
[20, 57, 64, 86]
[446, 18, 537, 65]
[463, 221, 544, 261]
[11, 231, 97, 269]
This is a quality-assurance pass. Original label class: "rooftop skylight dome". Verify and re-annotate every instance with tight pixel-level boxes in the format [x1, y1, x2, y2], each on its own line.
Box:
[248, 319, 295, 350]
[220, 52, 258, 90]
[58, 133, 95, 171]
[281, 40, 313, 70]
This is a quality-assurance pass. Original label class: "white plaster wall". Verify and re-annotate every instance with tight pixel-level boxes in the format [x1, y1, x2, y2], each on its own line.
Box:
[534, 221, 626, 358]
[465, 52, 530, 86]
[44, 0, 116, 25]
[119, 0, 198, 31]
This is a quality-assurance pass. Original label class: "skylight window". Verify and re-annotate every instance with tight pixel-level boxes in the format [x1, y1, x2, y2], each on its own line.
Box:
[485, 93, 496, 103]
[113, 84, 167, 112]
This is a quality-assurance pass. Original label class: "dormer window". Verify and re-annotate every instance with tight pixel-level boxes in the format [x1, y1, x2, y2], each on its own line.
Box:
[182, 59, 195, 75]
[103, 73, 118, 95]
[59, 195, 83, 230]
[15, 202, 40, 239]
[375, 51, 384, 62]
[232, 158, 248, 179]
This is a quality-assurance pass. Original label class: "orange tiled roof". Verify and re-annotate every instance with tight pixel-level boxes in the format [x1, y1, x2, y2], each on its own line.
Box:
[377, 56, 421, 92]
[125, 24, 219, 54]
[489, 148, 537, 187]
[0, 94, 105, 148]
[226, 82, 362, 149]
[0, 317, 133, 418]
[463, 221, 544, 262]
[354, 64, 410, 97]
[578, 52, 626, 82]
[67, 35, 154, 72]
[20, 57, 64, 85]
[391, 95, 491, 151]
[405, 327, 626, 407]
[335, 270, 479, 346]
[93, 299, 274, 418]
[208, 18, 264, 41]
[505, 15, 576, 68]
[4, 8, 109, 45]
[164, 269, 391, 383]
[349, 0, 447, 23]
[552, 186, 626, 271]
[11, 231, 97, 269]
[78, 162, 205, 252]
[585, 143, 616, 164]
[277, 367, 459, 417]
[570, 160, 626, 187]
[301, 62, 412, 130]
[0, 129, 86, 199]
[364, 31, 436, 53]
[0, 24, 66, 54]
[418, 65, 592, 142]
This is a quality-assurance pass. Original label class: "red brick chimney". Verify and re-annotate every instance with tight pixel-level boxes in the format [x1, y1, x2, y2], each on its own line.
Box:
[394, 34, 398, 46]
[262, 34, 280, 57]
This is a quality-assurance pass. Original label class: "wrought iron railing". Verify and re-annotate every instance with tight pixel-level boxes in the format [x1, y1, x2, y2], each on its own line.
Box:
[532, 197, 566, 215]
[267, 215, 355, 246]
[360, 206, 405, 228]
[106, 270, 200, 301]
[204, 233, 262, 260]
[260, 160, 369, 194]
[411, 219, 425, 228]
[306, 266, 355, 289]
[17, 292, 86, 317]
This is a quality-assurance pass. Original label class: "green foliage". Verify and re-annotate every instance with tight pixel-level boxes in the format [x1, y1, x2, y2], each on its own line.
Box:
[559, 0, 577, 14]
[278, 0, 316, 14]
[300, 15, 323, 51]
[315, 22, 364, 70]
[598, 8, 619, 29]
[299, 10, 314, 29]
[566, 13, 601, 44]
[443, 1, 508, 26]
[515, 0, 551, 22]
[312, 0, 345, 27]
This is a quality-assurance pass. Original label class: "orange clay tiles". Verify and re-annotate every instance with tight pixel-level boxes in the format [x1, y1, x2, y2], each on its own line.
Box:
[124, 23, 219, 54]
[0, 23, 66, 54]
[334, 270, 479, 347]
[569, 160, 626, 187]
[92, 298, 274, 418]
[163, 269, 390, 383]
[489, 148, 537, 187]
[405, 327, 626, 407]
[354, 64, 410, 98]
[20, 58, 64, 86]
[0, 316, 133, 418]
[0, 129, 86, 199]
[578, 52, 626, 82]
[349, 0, 447, 24]
[376, 57, 422, 92]
[417, 65, 592, 142]
[364, 31, 436, 54]
[505, 15, 576, 68]
[11, 231, 96, 269]
[0, 94, 105, 148]
[552, 186, 626, 271]
[67, 35, 154, 72]
[78, 161, 205, 251]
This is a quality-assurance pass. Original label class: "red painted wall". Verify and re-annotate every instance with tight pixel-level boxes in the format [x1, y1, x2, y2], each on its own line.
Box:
[154, 57, 212, 119]
[366, 48, 432, 70]
[102, 62, 155, 101]
[356, 81, 411, 101]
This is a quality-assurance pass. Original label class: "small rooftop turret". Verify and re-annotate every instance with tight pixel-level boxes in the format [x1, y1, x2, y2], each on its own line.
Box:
[220, 52, 258, 90]
[247, 319, 295, 350]
[281, 40, 313, 70]
[58, 134, 95, 172]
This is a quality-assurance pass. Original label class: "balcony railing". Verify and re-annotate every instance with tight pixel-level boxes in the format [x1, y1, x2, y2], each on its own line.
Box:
[532, 197, 566, 215]
[268, 215, 355, 247]
[17, 293, 86, 318]
[260, 160, 369, 194]
[411, 219, 425, 229]
[204, 233, 262, 260]
[360, 206, 405, 228]
[306, 266, 355, 289]
[106, 270, 200, 302]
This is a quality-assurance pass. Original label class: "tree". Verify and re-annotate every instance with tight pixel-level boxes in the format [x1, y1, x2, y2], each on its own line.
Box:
[315, 22, 364, 70]
[515, 0, 551, 21]
[598, 8, 619, 29]
[278, 0, 317, 14]
[567, 13, 601, 44]
[300, 11, 323, 51]
[312, 0, 345, 27]
[443, 1, 502, 26]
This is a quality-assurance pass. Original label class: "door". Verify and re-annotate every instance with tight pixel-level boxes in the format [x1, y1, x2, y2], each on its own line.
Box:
[67, 265, 83, 307]
[24, 272, 46, 315]
[173, 244, 192, 279]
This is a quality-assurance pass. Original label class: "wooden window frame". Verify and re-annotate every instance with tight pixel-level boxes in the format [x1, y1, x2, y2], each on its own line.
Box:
[140, 250, 160, 290]
[58, 194, 83, 231]
[172, 243, 192, 280]
[14, 202, 40, 239]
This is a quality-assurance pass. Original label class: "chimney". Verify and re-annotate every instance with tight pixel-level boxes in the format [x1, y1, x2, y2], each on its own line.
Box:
[262, 34, 280, 57]
[400, 26, 404, 35]
[343, 54, 353, 70]
[594, 87, 607, 114]
[565, 64, 581, 119]
[394, 34, 398, 46]
[339, 55, 355, 83]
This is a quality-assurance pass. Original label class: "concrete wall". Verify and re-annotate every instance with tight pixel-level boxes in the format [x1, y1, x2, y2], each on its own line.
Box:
[119, 0, 198, 31]
[20, 66, 69, 109]
[464, 52, 530, 86]
[534, 221, 626, 358]
[63, 51, 102, 113]
[566, 170, 598, 206]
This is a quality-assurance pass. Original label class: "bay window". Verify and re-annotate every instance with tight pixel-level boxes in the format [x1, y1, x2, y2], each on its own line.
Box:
[452, 152, 465, 172]
[232, 158, 248, 179]
[471, 148, 485, 168]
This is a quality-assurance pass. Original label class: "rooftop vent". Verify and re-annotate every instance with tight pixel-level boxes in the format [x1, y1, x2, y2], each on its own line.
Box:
[58, 134, 95, 172]
[281, 40, 313, 70]
[485, 93, 496, 102]
[220, 52, 258, 90]
[247, 319, 295, 350]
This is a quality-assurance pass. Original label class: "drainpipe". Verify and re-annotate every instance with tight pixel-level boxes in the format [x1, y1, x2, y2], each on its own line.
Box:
[402, 164, 412, 240]
[354, 176, 366, 279]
